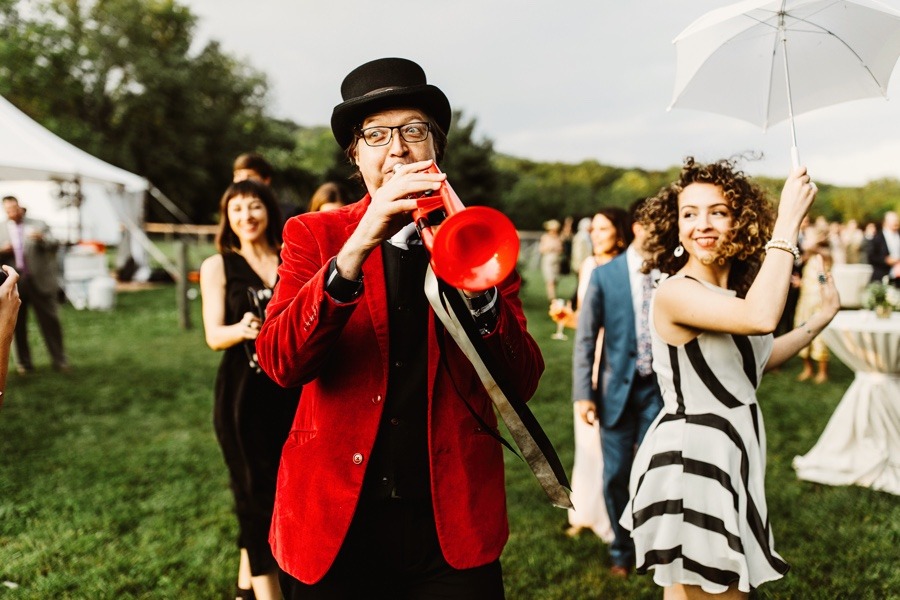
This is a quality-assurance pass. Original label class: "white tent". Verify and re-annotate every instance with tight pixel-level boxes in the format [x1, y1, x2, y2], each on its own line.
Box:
[0, 93, 179, 280]
[0, 95, 147, 191]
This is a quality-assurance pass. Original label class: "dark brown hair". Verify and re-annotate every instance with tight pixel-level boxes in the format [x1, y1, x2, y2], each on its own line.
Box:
[594, 206, 633, 251]
[232, 152, 274, 182]
[639, 157, 775, 297]
[214, 179, 283, 254]
[308, 182, 349, 213]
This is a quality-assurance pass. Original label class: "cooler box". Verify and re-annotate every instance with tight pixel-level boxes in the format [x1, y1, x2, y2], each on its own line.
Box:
[63, 247, 109, 310]
[831, 263, 874, 308]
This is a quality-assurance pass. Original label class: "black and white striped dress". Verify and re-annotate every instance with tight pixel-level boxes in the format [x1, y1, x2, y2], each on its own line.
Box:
[621, 276, 789, 593]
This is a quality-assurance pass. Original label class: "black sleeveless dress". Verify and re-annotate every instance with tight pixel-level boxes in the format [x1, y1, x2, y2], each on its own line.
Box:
[213, 252, 300, 575]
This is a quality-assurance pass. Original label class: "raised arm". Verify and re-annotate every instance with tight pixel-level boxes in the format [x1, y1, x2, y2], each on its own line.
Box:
[656, 168, 818, 338]
[0, 267, 20, 402]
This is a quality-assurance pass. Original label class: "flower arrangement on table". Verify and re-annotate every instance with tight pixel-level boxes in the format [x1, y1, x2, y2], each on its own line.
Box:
[861, 276, 900, 317]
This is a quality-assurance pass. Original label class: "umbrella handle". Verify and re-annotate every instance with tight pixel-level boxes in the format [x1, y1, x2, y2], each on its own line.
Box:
[791, 145, 800, 171]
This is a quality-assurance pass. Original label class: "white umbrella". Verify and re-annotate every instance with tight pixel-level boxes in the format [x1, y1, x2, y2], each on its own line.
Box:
[670, 0, 900, 169]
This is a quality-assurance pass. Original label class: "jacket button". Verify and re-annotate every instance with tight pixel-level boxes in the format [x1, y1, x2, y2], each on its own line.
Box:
[352, 453, 364, 465]
[372, 395, 382, 404]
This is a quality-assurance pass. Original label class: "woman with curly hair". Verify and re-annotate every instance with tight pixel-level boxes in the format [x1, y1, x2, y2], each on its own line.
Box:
[620, 158, 840, 599]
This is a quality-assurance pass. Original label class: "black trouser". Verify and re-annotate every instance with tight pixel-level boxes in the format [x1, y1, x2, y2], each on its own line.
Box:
[602, 373, 663, 569]
[15, 276, 66, 369]
[279, 498, 504, 599]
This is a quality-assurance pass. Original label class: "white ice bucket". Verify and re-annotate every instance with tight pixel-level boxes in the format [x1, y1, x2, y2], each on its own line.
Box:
[87, 275, 117, 311]
[831, 264, 874, 308]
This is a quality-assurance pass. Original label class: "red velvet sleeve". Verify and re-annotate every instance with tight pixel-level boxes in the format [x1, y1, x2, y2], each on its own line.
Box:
[256, 215, 361, 388]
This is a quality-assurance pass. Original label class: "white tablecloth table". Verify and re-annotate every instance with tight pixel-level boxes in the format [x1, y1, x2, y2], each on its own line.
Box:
[792, 310, 900, 495]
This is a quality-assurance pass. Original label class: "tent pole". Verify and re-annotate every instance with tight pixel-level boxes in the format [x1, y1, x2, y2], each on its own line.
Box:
[148, 186, 192, 224]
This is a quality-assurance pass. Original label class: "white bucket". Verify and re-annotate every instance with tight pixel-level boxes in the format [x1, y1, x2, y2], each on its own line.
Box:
[87, 275, 117, 310]
[831, 263, 874, 308]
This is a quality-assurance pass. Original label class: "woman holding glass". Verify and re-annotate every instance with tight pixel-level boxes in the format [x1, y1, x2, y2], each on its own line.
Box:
[200, 179, 300, 600]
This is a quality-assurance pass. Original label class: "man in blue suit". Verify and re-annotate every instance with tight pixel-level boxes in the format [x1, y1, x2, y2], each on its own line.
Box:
[572, 199, 663, 577]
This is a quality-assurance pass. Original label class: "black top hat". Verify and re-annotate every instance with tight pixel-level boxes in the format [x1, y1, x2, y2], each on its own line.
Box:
[330, 57, 452, 149]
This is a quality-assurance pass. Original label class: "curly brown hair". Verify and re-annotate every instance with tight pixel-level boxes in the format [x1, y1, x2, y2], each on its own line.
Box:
[638, 157, 776, 297]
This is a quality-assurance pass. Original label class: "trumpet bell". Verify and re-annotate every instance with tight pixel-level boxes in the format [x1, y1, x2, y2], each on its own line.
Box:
[431, 206, 520, 292]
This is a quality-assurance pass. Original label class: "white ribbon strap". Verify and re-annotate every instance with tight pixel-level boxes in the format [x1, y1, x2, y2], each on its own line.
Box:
[424, 266, 573, 509]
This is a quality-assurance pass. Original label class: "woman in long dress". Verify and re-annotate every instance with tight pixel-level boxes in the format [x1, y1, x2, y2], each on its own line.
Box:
[200, 179, 300, 600]
[539, 219, 565, 302]
[567, 207, 631, 540]
[621, 159, 839, 598]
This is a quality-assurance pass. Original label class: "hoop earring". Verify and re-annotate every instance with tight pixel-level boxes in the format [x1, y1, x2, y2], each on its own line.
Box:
[673, 243, 684, 258]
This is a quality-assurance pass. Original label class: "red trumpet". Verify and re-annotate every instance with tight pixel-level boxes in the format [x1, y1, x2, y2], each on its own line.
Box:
[412, 164, 519, 292]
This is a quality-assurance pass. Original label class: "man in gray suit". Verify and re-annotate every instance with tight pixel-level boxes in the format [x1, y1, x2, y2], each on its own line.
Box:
[573, 199, 663, 577]
[0, 196, 68, 373]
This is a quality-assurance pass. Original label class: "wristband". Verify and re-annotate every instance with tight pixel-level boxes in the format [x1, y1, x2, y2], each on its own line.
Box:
[325, 258, 364, 302]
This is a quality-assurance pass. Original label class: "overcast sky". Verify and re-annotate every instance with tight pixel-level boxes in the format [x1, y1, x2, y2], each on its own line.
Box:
[182, 0, 900, 187]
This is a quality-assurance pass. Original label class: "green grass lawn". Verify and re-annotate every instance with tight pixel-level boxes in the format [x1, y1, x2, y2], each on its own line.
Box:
[0, 270, 897, 599]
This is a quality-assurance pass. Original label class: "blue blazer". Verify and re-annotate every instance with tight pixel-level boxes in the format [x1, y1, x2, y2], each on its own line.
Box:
[573, 252, 642, 429]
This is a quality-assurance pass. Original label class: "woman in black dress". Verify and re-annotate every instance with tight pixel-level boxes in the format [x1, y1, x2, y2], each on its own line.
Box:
[200, 179, 300, 600]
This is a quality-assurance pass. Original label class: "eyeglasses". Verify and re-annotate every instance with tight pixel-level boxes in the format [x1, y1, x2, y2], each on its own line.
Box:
[357, 122, 430, 147]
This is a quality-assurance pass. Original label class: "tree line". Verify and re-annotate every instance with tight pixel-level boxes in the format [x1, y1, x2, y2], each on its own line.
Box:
[2, 0, 898, 230]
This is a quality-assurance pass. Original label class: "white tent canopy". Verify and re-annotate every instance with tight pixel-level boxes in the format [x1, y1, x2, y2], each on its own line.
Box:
[0, 94, 147, 191]
[0, 93, 178, 279]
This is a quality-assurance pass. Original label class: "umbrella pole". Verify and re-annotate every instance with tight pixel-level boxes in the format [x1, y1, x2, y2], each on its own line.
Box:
[780, 18, 801, 170]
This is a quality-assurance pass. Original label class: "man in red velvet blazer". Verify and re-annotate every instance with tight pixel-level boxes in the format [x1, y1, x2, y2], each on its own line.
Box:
[256, 57, 544, 598]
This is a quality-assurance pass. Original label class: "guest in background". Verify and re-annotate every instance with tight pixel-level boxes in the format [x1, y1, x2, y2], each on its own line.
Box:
[200, 180, 300, 600]
[861, 220, 878, 265]
[569, 217, 593, 283]
[0, 196, 68, 374]
[841, 218, 864, 264]
[308, 182, 349, 213]
[0, 266, 20, 401]
[574, 208, 632, 308]
[233, 152, 302, 224]
[573, 198, 663, 578]
[827, 220, 846, 266]
[566, 205, 631, 542]
[795, 240, 834, 383]
[233, 152, 274, 186]
[560, 216, 575, 276]
[539, 218, 565, 302]
[868, 210, 900, 283]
